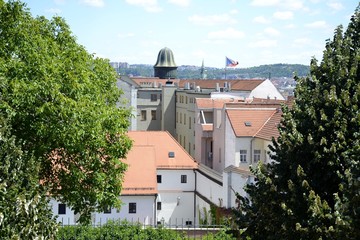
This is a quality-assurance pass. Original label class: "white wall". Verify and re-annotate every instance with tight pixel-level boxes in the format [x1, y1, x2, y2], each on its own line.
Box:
[196, 166, 223, 207]
[249, 79, 285, 100]
[156, 169, 196, 225]
[50, 195, 156, 226]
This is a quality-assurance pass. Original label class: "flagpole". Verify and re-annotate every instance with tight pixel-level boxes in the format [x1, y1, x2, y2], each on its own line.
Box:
[225, 57, 227, 80]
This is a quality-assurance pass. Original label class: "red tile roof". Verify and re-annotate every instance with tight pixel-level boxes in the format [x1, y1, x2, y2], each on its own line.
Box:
[179, 79, 264, 91]
[226, 109, 278, 137]
[127, 131, 198, 170]
[122, 131, 198, 195]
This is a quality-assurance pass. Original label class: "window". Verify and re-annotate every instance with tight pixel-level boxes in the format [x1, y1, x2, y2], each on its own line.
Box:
[189, 117, 191, 129]
[181, 175, 187, 183]
[254, 150, 261, 163]
[184, 114, 186, 125]
[58, 203, 66, 215]
[104, 206, 111, 214]
[151, 94, 157, 101]
[180, 113, 182, 123]
[151, 110, 156, 120]
[186, 96, 188, 104]
[185, 221, 192, 226]
[240, 150, 247, 163]
[157, 175, 162, 183]
[141, 110, 146, 121]
[157, 202, 162, 210]
[168, 152, 175, 158]
[129, 203, 136, 214]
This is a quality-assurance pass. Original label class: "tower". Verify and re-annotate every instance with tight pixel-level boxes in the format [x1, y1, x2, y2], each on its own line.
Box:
[154, 47, 178, 79]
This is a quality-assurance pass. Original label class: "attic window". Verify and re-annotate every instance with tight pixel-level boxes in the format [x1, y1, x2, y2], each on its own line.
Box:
[168, 151, 175, 158]
[244, 121, 252, 127]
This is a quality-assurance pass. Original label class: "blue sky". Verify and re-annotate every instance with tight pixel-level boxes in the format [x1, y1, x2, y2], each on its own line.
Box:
[24, 0, 358, 68]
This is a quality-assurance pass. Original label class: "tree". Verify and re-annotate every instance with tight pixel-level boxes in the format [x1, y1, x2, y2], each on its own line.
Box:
[235, 4, 360, 240]
[0, 0, 132, 224]
[0, 116, 58, 239]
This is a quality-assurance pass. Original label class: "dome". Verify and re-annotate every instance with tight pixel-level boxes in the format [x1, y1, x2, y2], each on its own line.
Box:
[154, 47, 178, 79]
[154, 47, 177, 67]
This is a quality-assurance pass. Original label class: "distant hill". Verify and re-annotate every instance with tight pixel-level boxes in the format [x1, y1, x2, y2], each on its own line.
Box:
[116, 63, 310, 79]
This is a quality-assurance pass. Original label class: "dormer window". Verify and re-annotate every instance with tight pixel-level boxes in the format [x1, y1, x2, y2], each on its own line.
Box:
[244, 121, 252, 127]
[168, 151, 175, 158]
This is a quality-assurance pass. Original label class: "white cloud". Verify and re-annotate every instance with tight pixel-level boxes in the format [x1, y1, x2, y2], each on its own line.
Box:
[273, 11, 294, 20]
[117, 32, 135, 38]
[264, 27, 280, 36]
[168, 0, 190, 7]
[293, 37, 312, 46]
[284, 23, 296, 29]
[249, 39, 277, 48]
[282, 0, 304, 10]
[327, 1, 344, 11]
[250, 0, 280, 7]
[189, 14, 237, 26]
[253, 16, 270, 24]
[305, 20, 327, 29]
[46, 8, 62, 14]
[208, 28, 244, 39]
[81, 0, 104, 7]
[126, 0, 162, 13]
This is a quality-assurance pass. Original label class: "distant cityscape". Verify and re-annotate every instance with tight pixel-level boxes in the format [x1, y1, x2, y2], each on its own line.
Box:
[110, 61, 301, 98]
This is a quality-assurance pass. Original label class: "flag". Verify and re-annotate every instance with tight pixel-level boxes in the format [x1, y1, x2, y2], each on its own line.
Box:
[225, 56, 238, 67]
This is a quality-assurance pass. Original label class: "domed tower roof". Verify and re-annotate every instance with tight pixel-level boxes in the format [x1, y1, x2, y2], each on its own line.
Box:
[154, 47, 178, 79]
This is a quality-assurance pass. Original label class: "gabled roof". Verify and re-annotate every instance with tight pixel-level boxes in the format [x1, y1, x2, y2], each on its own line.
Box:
[226, 109, 278, 138]
[127, 131, 198, 170]
[122, 146, 157, 195]
[178, 79, 264, 91]
[122, 131, 198, 195]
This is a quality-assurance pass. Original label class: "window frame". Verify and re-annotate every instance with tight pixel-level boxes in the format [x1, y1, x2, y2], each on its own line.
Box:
[240, 149, 247, 163]
[254, 149, 261, 163]
[181, 174, 187, 183]
[58, 203, 66, 215]
[150, 94, 157, 102]
[129, 202, 137, 214]
[157, 175, 162, 183]
[141, 110, 147, 121]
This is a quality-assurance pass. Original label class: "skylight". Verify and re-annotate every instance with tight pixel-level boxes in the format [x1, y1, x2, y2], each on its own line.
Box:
[244, 121, 252, 127]
[168, 151, 175, 158]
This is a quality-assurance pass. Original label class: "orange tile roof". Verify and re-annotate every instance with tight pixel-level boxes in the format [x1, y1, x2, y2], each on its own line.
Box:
[196, 98, 241, 109]
[122, 146, 157, 195]
[226, 109, 277, 137]
[178, 79, 264, 91]
[127, 131, 198, 170]
[255, 110, 282, 141]
[202, 124, 213, 131]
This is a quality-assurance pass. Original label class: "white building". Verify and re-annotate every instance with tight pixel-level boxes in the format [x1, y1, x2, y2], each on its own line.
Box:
[51, 131, 198, 226]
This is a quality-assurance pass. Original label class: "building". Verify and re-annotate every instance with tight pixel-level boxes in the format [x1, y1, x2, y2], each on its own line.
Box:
[51, 131, 198, 226]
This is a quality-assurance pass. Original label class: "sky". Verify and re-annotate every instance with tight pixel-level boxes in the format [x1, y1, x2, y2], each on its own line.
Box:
[23, 0, 359, 68]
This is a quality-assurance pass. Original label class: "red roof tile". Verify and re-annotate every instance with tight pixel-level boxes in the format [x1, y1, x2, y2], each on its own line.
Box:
[179, 79, 264, 91]
[127, 131, 198, 170]
[227, 109, 277, 137]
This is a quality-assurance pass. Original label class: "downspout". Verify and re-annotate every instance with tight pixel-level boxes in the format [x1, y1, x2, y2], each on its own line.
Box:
[250, 137, 255, 165]
[154, 193, 158, 226]
[193, 169, 197, 226]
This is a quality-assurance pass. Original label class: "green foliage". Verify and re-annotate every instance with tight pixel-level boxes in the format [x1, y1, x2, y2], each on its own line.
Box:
[0, 116, 58, 239]
[57, 220, 186, 240]
[235, 4, 360, 240]
[118, 64, 309, 79]
[0, 0, 132, 224]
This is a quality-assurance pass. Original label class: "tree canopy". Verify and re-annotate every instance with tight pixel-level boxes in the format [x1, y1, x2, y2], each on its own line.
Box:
[0, 0, 132, 224]
[235, 4, 360, 240]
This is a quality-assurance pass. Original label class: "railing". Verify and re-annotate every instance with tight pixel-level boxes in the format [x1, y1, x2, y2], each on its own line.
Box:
[58, 217, 227, 239]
